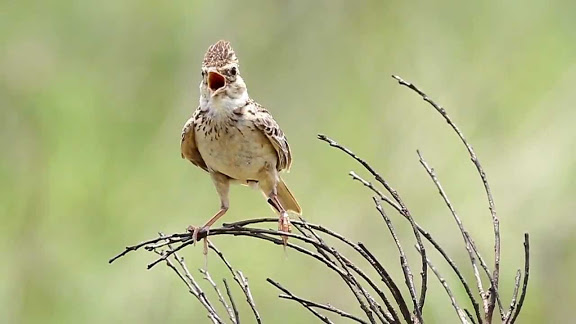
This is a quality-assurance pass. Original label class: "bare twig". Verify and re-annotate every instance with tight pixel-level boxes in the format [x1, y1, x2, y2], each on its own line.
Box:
[209, 243, 262, 324]
[503, 270, 521, 324]
[159, 255, 221, 324]
[211, 230, 383, 323]
[293, 222, 335, 265]
[465, 237, 505, 318]
[170, 254, 222, 323]
[392, 74, 501, 321]
[162, 256, 220, 323]
[295, 220, 393, 323]
[147, 238, 196, 270]
[464, 309, 477, 324]
[328, 245, 382, 324]
[318, 134, 428, 322]
[417, 150, 483, 323]
[416, 246, 469, 324]
[200, 268, 236, 323]
[225, 221, 389, 323]
[111, 75, 532, 323]
[267, 278, 372, 324]
[223, 279, 240, 324]
[296, 219, 404, 323]
[112, 210, 527, 324]
[350, 171, 399, 211]
[372, 197, 421, 322]
[148, 234, 223, 324]
[224, 228, 378, 323]
[109, 232, 190, 264]
[351, 169, 484, 323]
[232, 216, 403, 324]
[237, 271, 260, 323]
[510, 234, 530, 323]
[227, 217, 402, 322]
[358, 242, 412, 323]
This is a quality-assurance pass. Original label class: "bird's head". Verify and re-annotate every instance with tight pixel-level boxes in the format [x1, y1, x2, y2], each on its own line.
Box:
[199, 40, 248, 108]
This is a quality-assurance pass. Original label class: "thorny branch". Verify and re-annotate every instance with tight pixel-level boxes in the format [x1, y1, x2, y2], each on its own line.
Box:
[109, 75, 530, 323]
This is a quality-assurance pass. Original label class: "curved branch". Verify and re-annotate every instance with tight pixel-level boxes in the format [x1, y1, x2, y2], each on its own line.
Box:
[318, 134, 427, 322]
[392, 74, 501, 320]
[267, 278, 367, 324]
[510, 234, 530, 323]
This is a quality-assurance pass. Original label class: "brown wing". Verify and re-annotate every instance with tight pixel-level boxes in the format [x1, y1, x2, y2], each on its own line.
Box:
[180, 109, 208, 172]
[251, 101, 292, 171]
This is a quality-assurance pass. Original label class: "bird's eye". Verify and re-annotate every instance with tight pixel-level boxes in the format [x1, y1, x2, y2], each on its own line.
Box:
[201, 70, 206, 77]
[230, 67, 237, 76]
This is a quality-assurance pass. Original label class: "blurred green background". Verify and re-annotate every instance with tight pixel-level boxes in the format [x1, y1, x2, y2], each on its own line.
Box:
[2, 0, 575, 323]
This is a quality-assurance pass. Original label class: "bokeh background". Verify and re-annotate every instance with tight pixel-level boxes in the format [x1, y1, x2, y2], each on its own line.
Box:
[2, 1, 575, 323]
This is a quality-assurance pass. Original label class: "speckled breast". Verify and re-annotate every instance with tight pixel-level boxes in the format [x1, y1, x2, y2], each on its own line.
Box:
[196, 116, 277, 181]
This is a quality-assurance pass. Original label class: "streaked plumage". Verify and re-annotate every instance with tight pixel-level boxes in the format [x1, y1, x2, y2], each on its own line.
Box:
[180, 40, 300, 249]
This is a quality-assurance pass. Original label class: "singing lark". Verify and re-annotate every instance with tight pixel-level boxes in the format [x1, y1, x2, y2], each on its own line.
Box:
[181, 40, 301, 249]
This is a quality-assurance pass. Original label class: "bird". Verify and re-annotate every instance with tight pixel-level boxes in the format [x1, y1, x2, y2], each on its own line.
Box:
[180, 40, 301, 252]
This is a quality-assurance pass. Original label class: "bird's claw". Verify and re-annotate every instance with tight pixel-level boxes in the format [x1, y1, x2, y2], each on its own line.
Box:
[187, 225, 210, 256]
[186, 225, 206, 245]
[278, 212, 291, 246]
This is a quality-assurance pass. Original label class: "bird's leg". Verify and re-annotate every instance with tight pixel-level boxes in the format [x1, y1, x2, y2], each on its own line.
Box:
[187, 172, 230, 257]
[187, 206, 228, 236]
[260, 167, 291, 248]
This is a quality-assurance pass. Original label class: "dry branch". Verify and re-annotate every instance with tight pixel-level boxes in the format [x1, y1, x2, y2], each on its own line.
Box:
[417, 246, 470, 324]
[109, 75, 530, 324]
[392, 74, 502, 321]
[223, 279, 240, 324]
[199, 268, 236, 323]
[268, 278, 370, 324]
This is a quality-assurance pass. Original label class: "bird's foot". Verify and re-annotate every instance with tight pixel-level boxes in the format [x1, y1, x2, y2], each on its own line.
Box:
[186, 225, 210, 256]
[186, 225, 204, 243]
[278, 212, 291, 246]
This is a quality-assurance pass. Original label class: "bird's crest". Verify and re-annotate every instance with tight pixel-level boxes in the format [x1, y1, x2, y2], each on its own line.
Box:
[202, 40, 238, 68]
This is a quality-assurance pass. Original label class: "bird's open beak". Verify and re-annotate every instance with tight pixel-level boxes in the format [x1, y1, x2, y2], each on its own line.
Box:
[207, 71, 226, 96]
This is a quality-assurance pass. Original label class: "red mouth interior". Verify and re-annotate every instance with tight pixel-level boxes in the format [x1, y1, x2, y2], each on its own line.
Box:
[208, 72, 226, 91]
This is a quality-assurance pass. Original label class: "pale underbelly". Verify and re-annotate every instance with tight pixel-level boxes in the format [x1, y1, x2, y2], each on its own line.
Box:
[198, 131, 277, 181]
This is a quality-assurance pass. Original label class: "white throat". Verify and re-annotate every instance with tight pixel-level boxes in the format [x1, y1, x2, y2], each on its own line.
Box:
[200, 90, 249, 117]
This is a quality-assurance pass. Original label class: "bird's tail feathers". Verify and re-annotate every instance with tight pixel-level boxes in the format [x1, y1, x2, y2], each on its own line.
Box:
[276, 178, 302, 215]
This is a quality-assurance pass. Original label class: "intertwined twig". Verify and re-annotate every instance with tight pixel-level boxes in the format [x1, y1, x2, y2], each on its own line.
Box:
[109, 75, 530, 323]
